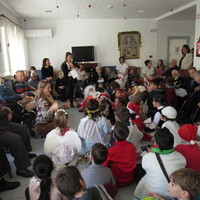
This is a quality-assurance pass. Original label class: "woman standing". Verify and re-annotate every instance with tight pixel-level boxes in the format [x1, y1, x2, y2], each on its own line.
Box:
[61, 52, 77, 107]
[179, 44, 193, 70]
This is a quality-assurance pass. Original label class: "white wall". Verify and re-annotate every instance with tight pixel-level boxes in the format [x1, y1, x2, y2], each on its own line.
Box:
[20, 18, 157, 70]
[194, 0, 200, 70]
[156, 20, 195, 65]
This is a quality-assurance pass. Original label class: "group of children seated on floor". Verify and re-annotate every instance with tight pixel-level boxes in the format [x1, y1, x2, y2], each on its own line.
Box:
[25, 79, 200, 200]
[28, 121, 200, 200]
[1, 62, 200, 199]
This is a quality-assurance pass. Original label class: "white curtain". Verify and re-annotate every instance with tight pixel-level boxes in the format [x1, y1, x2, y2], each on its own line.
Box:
[0, 18, 26, 76]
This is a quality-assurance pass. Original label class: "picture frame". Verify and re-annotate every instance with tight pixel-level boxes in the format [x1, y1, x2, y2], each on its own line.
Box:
[118, 31, 141, 59]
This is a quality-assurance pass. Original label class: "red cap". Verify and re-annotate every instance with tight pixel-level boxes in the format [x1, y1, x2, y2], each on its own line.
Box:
[178, 124, 197, 142]
[127, 102, 139, 115]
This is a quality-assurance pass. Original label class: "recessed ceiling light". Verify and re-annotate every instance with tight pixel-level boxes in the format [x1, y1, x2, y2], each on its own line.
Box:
[139, 10, 144, 13]
[45, 10, 52, 13]
[108, 5, 113, 9]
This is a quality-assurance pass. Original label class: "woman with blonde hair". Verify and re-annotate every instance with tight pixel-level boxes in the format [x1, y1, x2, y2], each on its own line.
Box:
[44, 109, 82, 168]
[35, 80, 70, 137]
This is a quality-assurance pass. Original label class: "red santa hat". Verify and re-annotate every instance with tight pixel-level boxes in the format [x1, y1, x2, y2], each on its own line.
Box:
[178, 124, 197, 144]
[127, 102, 139, 115]
[100, 94, 109, 100]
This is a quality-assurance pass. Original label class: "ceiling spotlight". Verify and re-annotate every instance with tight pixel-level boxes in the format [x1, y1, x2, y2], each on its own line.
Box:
[45, 10, 52, 13]
[139, 10, 144, 13]
[108, 5, 113, 9]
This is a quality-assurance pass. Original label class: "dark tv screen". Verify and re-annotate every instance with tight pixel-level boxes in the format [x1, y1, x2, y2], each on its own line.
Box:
[72, 46, 94, 62]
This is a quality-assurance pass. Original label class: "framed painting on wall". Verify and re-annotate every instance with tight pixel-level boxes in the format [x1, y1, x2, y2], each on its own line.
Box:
[118, 31, 141, 59]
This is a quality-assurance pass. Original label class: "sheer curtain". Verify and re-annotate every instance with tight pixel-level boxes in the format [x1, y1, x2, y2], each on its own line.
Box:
[0, 18, 26, 76]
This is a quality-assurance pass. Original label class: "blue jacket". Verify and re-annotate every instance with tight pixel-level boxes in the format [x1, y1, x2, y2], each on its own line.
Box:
[0, 85, 21, 104]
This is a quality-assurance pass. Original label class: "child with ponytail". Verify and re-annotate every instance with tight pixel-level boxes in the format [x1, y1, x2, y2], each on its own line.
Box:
[44, 109, 82, 168]
[29, 155, 62, 200]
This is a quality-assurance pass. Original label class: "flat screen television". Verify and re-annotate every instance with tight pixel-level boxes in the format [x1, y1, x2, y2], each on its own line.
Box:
[72, 46, 94, 62]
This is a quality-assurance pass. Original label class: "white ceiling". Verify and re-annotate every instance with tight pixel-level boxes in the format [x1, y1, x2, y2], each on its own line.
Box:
[0, 0, 196, 19]
[160, 5, 196, 21]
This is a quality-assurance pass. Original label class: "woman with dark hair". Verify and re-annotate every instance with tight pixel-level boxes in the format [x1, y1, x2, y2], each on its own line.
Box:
[142, 60, 154, 80]
[179, 44, 193, 70]
[116, 56, 129, 88]
[61, 52, 78, 107]
[29, 155, 62, 200]
[41, 58, 54, 81]
[155, 59, 164, 78]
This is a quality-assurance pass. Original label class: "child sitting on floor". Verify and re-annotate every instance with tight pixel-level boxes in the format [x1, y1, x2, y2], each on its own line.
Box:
[150, 168, 200, 200]
[56, 166, 118, 200]
[78, 99, 109, 153]
[164, 77, 178, 110]
[55, 71, 65, 101]
[81, 143, 116, 188]
[103, 121, 137, 187]
[127, 101, 143, 131]
[109, 81, 121, 102]
[29, 155, 62, 200]
[143, 94, 165, 137]
[175, 124, 200, 172]
[114, 106, 143, 154]
[134, 128, 186, 199]
[44, 109, 82, 168]
[161, 106, 182, 147]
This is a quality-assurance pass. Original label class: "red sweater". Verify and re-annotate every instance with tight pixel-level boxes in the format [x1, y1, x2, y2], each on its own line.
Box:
[164, 88, 178, 110]
[175, 144, 200, 173]
[131, 117, 143, 131]
[102, 140, 137, 187]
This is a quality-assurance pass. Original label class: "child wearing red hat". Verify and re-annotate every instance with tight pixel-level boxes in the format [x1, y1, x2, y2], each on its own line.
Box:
[175, 124, 200, 173]
[127, 102, 143, 131]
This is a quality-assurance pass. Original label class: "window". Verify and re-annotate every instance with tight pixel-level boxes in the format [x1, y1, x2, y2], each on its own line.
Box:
[0, 26, 10, 75]
[0, 19, 26, 76]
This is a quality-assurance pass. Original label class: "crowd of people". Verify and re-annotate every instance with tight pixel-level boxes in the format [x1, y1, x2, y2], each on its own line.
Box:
[0, 44, 200, 200]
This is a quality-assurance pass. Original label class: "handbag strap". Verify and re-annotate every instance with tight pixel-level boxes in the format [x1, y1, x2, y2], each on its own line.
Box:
[155, 153, 170, 183]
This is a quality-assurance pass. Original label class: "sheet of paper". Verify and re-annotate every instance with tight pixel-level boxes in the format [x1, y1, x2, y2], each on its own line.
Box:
[71, 69, 78, 79]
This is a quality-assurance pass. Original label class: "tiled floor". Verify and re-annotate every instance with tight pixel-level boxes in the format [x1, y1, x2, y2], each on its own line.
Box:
[0, 107, 138, 200]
